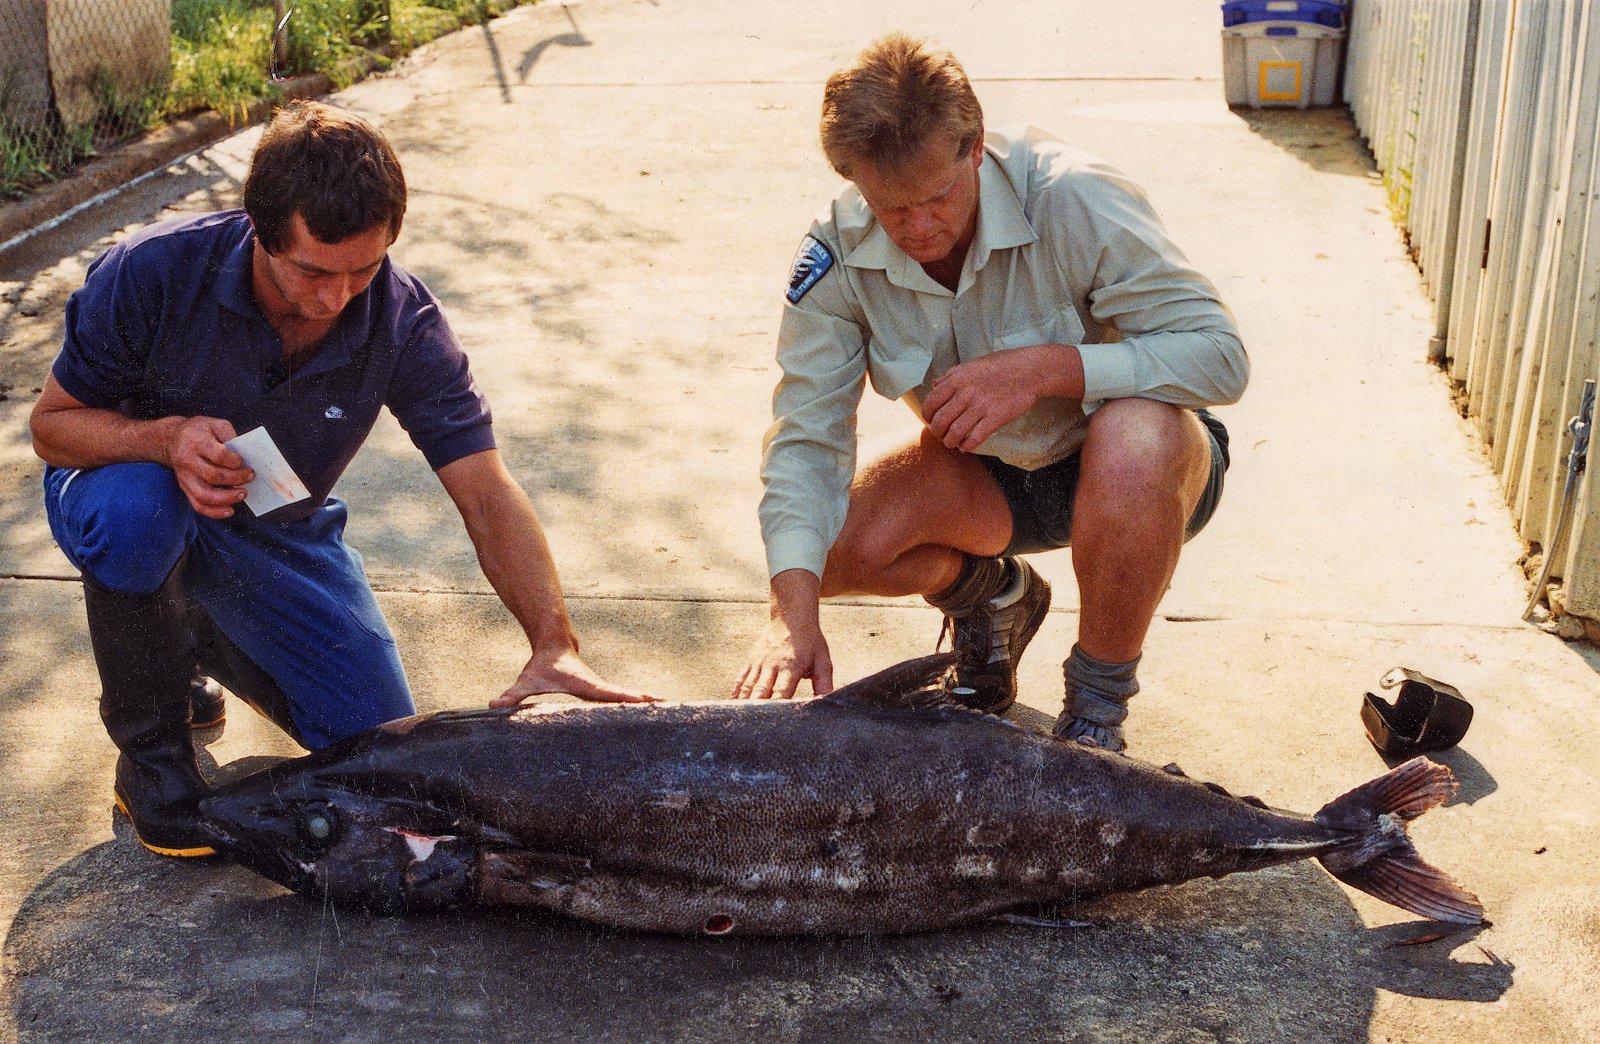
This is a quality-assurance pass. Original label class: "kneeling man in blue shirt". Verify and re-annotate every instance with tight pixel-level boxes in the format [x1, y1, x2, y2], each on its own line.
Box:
[30, 101, 651, 858]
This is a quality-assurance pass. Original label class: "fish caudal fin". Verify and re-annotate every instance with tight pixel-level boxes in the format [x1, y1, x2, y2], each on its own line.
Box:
[1312, 757, 1485, 925]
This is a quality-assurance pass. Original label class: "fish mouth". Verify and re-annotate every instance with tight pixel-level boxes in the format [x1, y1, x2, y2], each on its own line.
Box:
[196, 796, 320, 894]
[196, 798, 234, 850]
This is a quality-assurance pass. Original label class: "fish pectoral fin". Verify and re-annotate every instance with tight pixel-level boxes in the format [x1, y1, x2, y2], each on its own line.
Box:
[822, 653, 963, 711]
[480, 847, 593, 890]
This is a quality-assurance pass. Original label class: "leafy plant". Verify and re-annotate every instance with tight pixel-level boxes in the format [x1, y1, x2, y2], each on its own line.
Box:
[1, 0, 541, 198]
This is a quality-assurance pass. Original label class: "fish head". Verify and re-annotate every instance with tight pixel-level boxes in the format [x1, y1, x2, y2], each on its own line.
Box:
[200, 775, 490, 914]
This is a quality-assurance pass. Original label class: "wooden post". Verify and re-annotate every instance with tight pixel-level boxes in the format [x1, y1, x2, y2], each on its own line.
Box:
[272, 0, 288, 75]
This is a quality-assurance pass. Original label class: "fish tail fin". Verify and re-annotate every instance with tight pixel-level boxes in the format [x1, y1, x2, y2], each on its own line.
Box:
[1313, 757, 1485, 925]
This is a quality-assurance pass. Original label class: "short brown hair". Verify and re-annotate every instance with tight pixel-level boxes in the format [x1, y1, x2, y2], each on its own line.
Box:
[819, 33, 984, 179]
[244, 100, 407, 253]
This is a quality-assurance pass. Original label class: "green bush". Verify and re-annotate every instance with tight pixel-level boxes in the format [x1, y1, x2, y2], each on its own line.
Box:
[170, 0, 277, 122]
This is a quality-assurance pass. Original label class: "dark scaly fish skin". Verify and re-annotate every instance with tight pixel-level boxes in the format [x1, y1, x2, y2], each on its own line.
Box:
[199, 655, 1483, 935]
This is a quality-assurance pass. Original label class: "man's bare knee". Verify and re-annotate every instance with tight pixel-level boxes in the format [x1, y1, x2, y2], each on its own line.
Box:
[1082, 400, 1208, 490]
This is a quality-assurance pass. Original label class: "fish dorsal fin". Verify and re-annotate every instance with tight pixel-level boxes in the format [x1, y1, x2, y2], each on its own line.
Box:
[822, 653, 963, 711]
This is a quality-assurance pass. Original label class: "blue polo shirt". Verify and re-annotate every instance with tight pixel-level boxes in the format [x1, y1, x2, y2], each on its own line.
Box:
[52, 210, 495, 522]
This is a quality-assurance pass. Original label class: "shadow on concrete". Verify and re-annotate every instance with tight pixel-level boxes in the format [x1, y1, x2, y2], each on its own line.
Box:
[1232, 107, 1379, 178]
[1372, 745, 1498, 807]
[514, 1, 591, 83]
[0, 836, 1510, 1040]
[1567, 638, 1600, 675]
[515, 32, 591, 83]
[1428, 747, 1498, 806]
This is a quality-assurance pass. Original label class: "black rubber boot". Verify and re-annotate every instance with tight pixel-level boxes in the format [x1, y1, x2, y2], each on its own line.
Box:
[189, 605, 306, 747]
[188, 673, 226, 729]
[83, 565, 217, 858]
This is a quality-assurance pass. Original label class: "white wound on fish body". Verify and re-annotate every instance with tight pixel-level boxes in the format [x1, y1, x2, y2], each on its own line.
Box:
[385, 826, 454, 863]
[1097, 821, 1127, 846]
[1377, 812, 1404, 836]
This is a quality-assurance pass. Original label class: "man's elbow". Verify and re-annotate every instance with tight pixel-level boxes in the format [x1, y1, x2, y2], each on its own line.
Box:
[28, 405, 59, 466]
[1209, 332, 1249, 406]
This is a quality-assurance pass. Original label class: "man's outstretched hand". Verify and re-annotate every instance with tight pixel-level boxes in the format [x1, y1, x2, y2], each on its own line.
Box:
[732, 616, 835, 701]
[732, 568, 834, 701]
[489, 648, 657, 708]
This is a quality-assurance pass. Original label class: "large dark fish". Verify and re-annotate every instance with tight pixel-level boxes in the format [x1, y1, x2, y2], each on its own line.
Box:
[198, 655, 1483, 935]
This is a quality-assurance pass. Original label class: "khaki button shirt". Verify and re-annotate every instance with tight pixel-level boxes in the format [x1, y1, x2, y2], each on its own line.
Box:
[759, 126, 1248, 580]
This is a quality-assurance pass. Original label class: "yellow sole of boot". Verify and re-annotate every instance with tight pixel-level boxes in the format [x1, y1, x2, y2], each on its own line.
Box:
[112, 791, 217, 858]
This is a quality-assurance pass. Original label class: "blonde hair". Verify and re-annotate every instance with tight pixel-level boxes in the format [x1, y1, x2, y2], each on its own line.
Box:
[819, 33, 983, 179]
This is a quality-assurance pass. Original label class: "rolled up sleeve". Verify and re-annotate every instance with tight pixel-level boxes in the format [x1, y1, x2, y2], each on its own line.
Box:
[1072, 169, 1249, 408]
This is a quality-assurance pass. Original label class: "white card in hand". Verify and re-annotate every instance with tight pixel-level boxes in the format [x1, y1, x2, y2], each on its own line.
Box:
[224, 426, 311, 514]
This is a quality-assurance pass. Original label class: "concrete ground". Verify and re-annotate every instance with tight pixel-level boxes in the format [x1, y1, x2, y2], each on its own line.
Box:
[2, 0, 1597, 1039]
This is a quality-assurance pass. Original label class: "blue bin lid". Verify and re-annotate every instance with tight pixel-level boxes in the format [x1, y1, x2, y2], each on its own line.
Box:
[1222, 0, 1345, 28]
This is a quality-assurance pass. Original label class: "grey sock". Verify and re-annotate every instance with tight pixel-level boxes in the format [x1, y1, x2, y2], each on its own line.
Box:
[1056, 644, 1140, 750]
[927, 555, 1014, 616]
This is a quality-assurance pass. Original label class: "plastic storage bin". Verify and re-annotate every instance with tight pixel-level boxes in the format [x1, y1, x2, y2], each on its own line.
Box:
[1221, 3, 1346, 109]
[1222, 0, 1345, 28]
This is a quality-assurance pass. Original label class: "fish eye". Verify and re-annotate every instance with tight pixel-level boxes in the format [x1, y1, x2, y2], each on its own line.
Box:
[297, 803, 340, 850]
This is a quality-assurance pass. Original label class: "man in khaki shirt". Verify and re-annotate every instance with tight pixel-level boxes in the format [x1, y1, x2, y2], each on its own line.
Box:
[733, 35, 1247, 751]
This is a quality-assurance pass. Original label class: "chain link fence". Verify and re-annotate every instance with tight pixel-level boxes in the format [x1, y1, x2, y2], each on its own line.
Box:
[1, 1, 526, 200]
[1, 0, 172, 196]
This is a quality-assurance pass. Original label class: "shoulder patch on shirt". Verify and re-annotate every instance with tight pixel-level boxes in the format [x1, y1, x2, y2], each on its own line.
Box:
[785, 235, 835, 304]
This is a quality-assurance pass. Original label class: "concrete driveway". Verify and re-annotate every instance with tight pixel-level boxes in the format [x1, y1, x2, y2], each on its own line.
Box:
[1, 1, 1596, 1039]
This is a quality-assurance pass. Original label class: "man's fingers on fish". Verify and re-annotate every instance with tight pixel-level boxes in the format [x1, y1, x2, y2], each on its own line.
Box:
[811, 669, 834, 697]
[585, 683, 658, 704]
[488, 688, 530, 709]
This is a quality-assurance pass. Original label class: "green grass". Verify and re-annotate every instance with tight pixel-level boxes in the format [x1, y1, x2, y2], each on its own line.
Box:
[0, 0, 540, 199]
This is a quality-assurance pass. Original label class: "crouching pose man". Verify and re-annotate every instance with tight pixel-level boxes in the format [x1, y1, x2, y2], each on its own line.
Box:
[31, 101, 650, 858]
[733, 35, 1247, 748]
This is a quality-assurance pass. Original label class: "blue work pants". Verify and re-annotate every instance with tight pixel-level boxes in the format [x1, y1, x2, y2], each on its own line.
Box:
[44, 463, 414, 749]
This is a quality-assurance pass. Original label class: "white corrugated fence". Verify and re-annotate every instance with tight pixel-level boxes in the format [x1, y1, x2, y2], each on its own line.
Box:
[1345, 0, 1600, 619]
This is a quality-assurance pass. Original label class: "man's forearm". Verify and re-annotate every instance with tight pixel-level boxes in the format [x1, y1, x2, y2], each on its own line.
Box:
[474, 495, 576, 651]
[769, 567, 823, 630]
[441, 453, 578, 655]
[31, 398, 183, 471]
